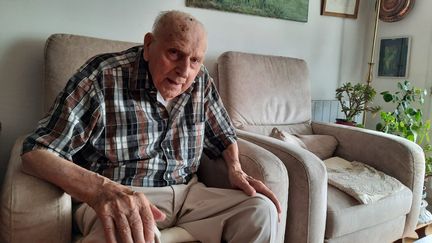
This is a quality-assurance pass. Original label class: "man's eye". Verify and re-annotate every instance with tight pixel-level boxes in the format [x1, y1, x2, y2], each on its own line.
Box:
[167, 49, 179, 60]
[191, 57, 200, 64]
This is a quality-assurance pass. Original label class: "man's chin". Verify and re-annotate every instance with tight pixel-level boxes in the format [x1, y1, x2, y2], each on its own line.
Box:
[160, 91, 180, 101]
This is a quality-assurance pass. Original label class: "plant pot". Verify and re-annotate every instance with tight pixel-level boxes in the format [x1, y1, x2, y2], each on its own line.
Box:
[335, 118, 356, 126]
[425, 176, 432, 212]
[420, 177, 432, 224]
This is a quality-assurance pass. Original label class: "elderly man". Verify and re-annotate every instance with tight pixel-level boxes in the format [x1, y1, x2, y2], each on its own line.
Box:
[21, 10, 281, 243]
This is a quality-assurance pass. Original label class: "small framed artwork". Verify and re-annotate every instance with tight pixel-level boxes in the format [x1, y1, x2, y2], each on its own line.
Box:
[321, 0, 360, 19]
[377, 37, 411, 78]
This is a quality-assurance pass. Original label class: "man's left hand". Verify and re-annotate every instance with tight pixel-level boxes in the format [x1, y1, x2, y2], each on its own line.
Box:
[228, 168, 282, 221]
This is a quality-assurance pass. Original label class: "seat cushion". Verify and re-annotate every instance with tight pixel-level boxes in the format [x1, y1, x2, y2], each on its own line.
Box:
[325, 184, 412, 238]
[73, 226, 198, 243]
[324, 215, 406, 243]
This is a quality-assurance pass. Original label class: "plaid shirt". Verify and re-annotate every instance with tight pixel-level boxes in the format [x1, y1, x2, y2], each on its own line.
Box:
[23, 46, 237, 187]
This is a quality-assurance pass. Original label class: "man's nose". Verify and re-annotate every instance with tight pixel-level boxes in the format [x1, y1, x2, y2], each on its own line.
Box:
[176, 58, 189, 78]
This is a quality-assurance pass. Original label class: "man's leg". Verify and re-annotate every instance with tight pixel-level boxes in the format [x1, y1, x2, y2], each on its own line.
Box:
[73, 203, 162, 243]
[73, 186, 177, 243]
[176, 181, 278, 243]
[74, 177, 277, 243]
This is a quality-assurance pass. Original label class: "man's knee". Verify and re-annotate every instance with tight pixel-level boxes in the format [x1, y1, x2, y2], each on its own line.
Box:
[247, 194, 278, 224]
[227, 194, 278, 242]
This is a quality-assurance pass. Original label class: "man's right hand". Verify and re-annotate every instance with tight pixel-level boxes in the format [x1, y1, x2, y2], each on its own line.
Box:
[21, 150, 165, 243]
[88, 178, 166, 243]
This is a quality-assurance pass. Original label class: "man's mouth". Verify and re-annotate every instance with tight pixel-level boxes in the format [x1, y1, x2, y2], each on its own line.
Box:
[167, 78, 183, 86]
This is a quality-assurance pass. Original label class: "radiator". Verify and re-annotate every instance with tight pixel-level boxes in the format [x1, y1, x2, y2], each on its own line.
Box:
[311, 100, 361, 123]
[311, 100, 340, 123]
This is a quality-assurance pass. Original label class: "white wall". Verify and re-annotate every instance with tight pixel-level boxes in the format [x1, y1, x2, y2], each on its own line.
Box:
[365, 1, 432, 129]
[0, 0, 370, 184]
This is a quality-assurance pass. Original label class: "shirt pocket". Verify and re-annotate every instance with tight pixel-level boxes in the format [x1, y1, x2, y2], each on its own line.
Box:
[104, 106, 159, 163]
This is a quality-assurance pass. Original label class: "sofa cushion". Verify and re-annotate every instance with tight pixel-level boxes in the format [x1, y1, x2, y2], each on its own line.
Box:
[242, 123, 314, 137]
[269, 127, 306, 147]
[44, 34, 138, 112]
[217, 51, 311, 129]
[270, 128, 338, 159]
[325, 183, 412, 238]
[297, 134, 338, 160]
[324, 215, 406, 243]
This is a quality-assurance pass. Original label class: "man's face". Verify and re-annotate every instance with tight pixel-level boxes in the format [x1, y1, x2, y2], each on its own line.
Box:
[143, 23, 207, 101]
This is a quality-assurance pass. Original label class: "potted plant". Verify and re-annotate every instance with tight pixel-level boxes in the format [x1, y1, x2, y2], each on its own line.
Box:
[335, 82, 380, 126]
[376, 80, 432, 218]
[376, 80, 432, 176]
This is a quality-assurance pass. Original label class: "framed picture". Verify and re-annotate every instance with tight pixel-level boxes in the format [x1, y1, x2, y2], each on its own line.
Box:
[186, 0, 309, 22]
[321, 0, 359, 19]
[377, 37, 411, 78]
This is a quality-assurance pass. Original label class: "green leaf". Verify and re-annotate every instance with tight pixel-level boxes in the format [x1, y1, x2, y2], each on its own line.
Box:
[407, 134, 415, 142]
[398, 82, 403, 90]
[415, 111, 422, 121]
[376, 123, 383, 131]
[406, 108, 416, 116]
[383, 93, 393, 102]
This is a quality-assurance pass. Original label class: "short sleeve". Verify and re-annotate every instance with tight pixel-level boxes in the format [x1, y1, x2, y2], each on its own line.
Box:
[202, 75, 237, 159]
[22, 73, 102, 161]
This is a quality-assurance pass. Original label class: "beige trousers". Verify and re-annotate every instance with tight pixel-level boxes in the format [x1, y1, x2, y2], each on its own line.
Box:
[74, 176, 277, 243]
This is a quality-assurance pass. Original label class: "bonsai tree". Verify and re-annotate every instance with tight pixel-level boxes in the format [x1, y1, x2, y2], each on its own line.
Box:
[335, 82, 380, 123]
[376, 80, 432, 176]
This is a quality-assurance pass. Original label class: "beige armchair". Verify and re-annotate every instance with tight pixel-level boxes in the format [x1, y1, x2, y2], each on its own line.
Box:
[216, 51, 425, 243]
[0, 34, 289, 243]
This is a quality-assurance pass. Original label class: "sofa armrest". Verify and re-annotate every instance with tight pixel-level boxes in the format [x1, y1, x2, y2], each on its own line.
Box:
[0, 136, 72, 243]
[312, 121, 425, 235]
[197, 138, 288, 243]
[236, 129, 327, 243]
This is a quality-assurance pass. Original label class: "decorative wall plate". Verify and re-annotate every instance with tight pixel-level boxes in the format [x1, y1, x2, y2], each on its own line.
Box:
[379, 0, 415, 22]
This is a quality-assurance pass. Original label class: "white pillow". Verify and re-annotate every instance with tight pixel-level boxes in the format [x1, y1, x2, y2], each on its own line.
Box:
[269, 128, 338, 160]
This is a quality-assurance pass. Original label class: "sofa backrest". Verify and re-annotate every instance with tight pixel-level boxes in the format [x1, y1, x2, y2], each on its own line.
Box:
[44, 34, 138, 112]
[217, 51, 312, 135]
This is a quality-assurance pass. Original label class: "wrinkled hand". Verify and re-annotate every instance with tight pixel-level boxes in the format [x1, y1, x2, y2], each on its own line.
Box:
[88, 180, 166, 243]
[228, 169, 282, 221]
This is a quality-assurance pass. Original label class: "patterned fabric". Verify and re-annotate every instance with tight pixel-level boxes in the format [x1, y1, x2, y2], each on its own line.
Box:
[23, 46, 237, 187]
[324, 157, 405, 204]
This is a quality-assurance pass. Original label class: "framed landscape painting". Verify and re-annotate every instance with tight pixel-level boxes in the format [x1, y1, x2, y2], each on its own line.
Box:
[186, 0, 309, 22]
[377, 37, 411, 78]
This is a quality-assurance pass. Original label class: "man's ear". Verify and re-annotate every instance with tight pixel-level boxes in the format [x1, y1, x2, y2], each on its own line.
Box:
[143, 32, 153, 61]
